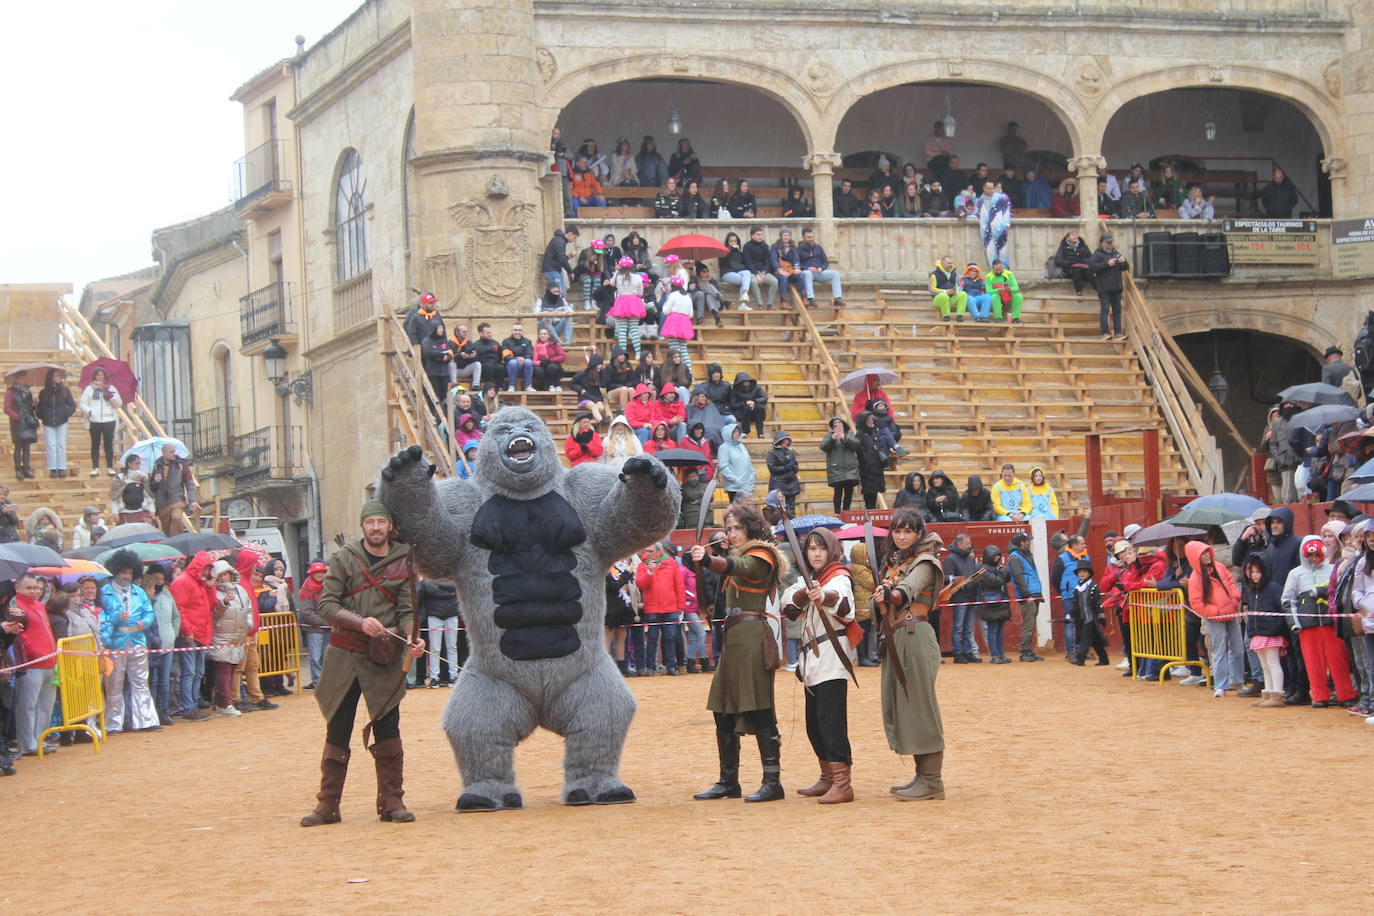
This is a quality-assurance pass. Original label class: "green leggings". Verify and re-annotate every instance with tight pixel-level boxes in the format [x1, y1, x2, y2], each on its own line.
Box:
[933, 291, 968, 317]
[991, 291, 1024, 320]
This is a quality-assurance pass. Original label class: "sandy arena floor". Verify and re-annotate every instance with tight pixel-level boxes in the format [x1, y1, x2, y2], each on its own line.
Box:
[4, 658, 1371, 914]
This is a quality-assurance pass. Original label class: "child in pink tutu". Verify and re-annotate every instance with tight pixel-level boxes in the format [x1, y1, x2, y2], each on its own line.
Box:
[609, 255, 646, 359]
[660, 274, 696, 374]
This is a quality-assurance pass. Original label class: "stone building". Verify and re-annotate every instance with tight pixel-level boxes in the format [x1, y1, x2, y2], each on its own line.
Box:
[188, 0, 1374, 537]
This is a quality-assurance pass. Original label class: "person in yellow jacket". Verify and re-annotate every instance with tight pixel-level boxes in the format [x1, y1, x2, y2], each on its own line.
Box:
[990, 462, 1031, 521]
[1027, 466, 1059, 519]
[929, 256, 967, 320]
[985, 259, 1025, 323]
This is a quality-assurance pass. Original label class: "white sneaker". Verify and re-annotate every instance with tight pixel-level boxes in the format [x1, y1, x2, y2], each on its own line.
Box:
[1213, 687, 1225, 698]
[737, 303, 753, 311]
[216, 705, 242, 718]
[1366, 715, 1374, 725]
[1179, 675, 1207, 686]
[1169, 666, 1191, 678]
[1115, 660, 1130, 670]
[90, 469, 99, 477]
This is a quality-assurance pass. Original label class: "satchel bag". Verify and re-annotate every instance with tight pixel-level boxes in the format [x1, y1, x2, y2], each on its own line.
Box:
[778, 259, 798, 277]
[367, 627, 401, 666]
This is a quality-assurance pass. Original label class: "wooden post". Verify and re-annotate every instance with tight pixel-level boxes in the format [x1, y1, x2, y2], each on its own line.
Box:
[1250, 452, 1269, 503]
[1142, 428, 1161, 525]
[1085, 433, 1105, 506]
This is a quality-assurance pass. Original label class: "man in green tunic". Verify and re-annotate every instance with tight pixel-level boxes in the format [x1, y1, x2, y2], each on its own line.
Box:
[300, 500, 425, 826]
[688, 501, 788, 803]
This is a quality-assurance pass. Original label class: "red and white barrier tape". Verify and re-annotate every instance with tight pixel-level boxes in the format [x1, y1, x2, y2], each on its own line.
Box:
[0, 650, 59, 676]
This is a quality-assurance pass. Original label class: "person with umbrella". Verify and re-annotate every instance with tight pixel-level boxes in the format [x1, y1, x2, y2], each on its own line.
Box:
[5, 372, 38, 479]
[110, 454, 153, 522]
[78, 367, 123, 477]
[150, 442, 200, 535]
[7, 571, 59, 756]
[36, 368, 76, 479]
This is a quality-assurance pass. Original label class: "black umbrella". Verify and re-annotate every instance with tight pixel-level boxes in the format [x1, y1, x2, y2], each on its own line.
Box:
[63, 545, 111, 561]
[648, 448, 712, 467]
[1276, 382, 1354, 406]
[1289, 403, 1360, 431]
[0, 542, 67, 581]
[164, 532, 242, 554]
[1130, 520, 1209, 547]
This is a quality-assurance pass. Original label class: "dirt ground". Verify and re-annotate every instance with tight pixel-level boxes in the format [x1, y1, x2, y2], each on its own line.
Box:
[4, 658, 1371, 914]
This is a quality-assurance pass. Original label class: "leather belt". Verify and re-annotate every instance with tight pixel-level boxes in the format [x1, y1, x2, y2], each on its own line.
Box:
[330, 629, 368, 653]
[728, 609, 763, 619]
[893, 610, 928, 632]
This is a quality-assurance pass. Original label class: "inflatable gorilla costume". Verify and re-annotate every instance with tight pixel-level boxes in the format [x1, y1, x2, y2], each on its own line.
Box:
[378, 407, 680, 810]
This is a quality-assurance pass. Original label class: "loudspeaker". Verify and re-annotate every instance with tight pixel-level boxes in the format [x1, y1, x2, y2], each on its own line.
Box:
[1142, 231, 1173, 277]
[1200, 232, 1230, 276]
[1173, 231, 1201, 275]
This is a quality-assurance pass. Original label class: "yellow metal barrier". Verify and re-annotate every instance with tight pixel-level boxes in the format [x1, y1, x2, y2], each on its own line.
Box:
[1127, 588, 1211, 686]
[256, 611, 301, 690]
[39, 634, 106, 754]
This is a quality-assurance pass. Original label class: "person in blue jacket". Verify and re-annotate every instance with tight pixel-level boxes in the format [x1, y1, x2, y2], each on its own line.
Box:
[715, 421, 756, 503]
[1007, 532, 1045, 662]
[1056, 536, 1087, 661]
[99, 549, 161, 733]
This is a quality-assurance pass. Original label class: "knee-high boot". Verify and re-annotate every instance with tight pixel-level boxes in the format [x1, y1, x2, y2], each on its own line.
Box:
[370, 738, 415, 822]
[693, 717, 741, 800]
[300, 744, 350, 826]
[744, 722, 784, 803]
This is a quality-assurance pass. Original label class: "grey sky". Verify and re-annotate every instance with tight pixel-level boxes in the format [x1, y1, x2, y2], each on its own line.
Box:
[1, 0, 357, 295]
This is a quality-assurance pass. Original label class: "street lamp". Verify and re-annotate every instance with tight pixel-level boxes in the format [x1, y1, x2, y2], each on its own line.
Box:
[1207, 368, 1229, 407]
[942, 92, 957, 139]
[263, 338, 312, 406]
[1203, 116, 1217, 142]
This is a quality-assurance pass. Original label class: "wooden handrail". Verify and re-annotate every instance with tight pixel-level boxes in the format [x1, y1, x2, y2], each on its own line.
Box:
[377, 308, 456, 479]
[55, 295, 166, 442]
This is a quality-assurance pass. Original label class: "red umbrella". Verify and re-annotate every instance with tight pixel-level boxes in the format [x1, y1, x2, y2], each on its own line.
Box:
[79, 358, 138, 404]
[1338, 427, 1374, 458]
[656, 234, 730, 261]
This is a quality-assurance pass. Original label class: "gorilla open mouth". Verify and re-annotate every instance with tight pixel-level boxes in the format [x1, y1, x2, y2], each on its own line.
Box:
[504, 435, 536, 466]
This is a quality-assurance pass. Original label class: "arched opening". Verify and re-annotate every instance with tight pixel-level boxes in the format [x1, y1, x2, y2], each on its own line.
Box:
[835, 83, 1075, 207]
[1103, 89, 1328, 217]
[554, 78, 809, 215]
[1176, 329, 1321, 480]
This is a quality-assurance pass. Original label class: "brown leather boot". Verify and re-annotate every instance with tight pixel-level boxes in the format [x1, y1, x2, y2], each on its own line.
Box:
[894, 751, 945, 801]
[300, 744, 349, 826]
[796, 760, 833, 797]
[818, 763, 854, 804]
[371, 738, 415, 822]
[1254, 690, 1286, 708]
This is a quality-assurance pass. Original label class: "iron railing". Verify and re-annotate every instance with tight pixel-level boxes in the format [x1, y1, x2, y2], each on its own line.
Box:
[232, 139, 291, 209]
[232, 425, 303, 484]
[240, 281, 295, 347]
[192, 407, 237, 462]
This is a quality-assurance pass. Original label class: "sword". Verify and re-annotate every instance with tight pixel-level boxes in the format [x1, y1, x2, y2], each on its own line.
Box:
[693, 468, 720, 548]
[780, 513, 858, 687]
[865, 514, 908, 697]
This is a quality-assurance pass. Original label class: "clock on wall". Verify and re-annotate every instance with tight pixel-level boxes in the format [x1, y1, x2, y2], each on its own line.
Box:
[225, 498, 254, 519]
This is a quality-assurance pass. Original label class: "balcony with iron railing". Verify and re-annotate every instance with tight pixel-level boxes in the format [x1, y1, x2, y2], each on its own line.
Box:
[192, 406, 238, 466]
[239, 281, 296, 353]
[232, 139, 293, 216]
[232, 425, 304, 488]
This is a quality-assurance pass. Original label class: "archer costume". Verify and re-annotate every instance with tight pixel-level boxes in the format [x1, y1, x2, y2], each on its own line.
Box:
[694, 538, 787, 803]
[779, 528, 857, 804]
[302, 509, 416, 826]
[875, 530, 947, 800]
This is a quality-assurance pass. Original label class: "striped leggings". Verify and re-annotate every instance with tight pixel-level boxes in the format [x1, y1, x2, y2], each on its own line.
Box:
[615, 318, 642, 359]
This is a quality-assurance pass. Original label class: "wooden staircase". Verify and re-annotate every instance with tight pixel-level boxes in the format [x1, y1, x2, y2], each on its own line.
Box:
[386, 280, 1214, 517]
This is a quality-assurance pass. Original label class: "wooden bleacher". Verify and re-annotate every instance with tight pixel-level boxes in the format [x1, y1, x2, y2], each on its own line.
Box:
[417, 280, 1193, 516]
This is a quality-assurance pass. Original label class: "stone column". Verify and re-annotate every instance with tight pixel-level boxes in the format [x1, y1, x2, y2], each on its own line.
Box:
[804, 151, 842, 270]
[410, 0, 547, 318]
[1322, 156, 1348, 217]
[1068, 155, 1105, 246]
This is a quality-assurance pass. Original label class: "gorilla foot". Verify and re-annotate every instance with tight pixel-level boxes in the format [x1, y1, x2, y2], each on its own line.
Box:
[595, 785, 636, 805]
[562, 782, 636, 806]
[455, 790, 524, 812]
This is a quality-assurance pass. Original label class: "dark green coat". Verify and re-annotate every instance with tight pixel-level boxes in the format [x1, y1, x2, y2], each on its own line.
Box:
[314, 538, 415, 723]
[819, 430, 860, 485]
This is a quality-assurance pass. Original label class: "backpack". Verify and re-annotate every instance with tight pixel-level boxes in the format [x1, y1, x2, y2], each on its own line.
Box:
[1340, 367, 1365, 408]
[121, 481, 145, 511]
[1354, 311, 1374, 386]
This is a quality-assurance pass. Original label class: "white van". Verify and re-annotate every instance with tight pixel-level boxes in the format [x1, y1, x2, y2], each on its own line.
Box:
[227, 516, 294, 583]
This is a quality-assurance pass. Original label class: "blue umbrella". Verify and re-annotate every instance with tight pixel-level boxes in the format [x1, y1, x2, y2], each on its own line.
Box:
[1181, 493, 1267, 515]
[1289, 403, 1360, 432]
[120, 436, 189, 469]
[1349, 456, 1374, 483]
[771, 514, 844, 537]
[1340, 482, 1374, 503]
